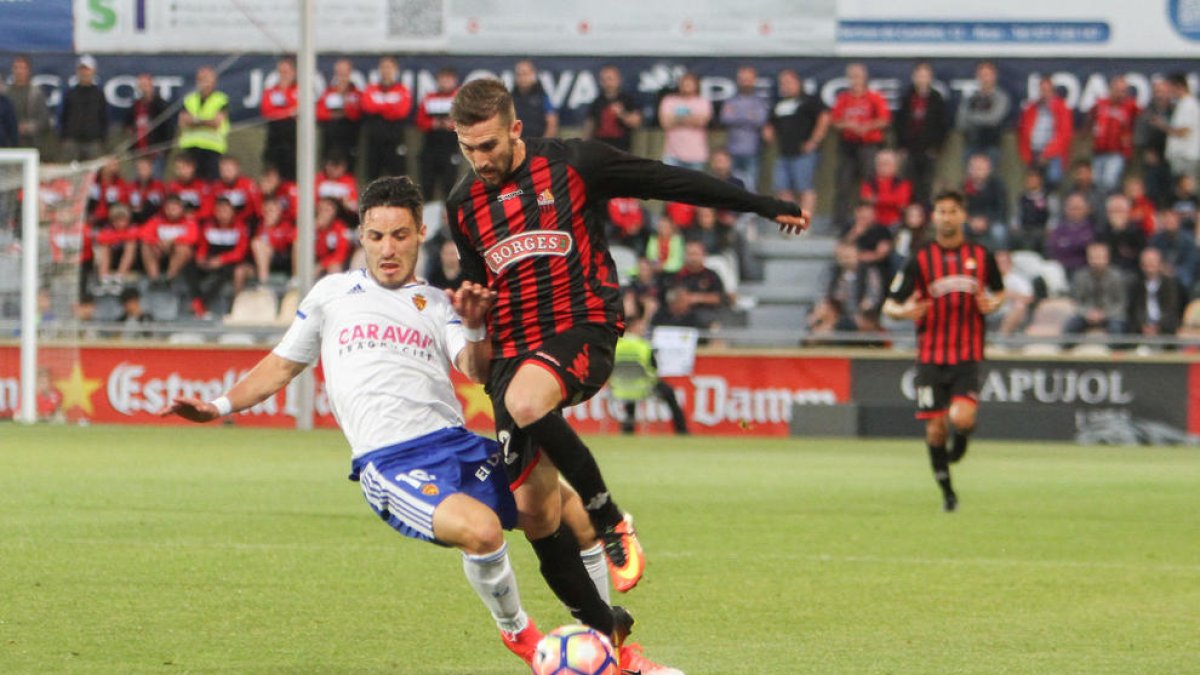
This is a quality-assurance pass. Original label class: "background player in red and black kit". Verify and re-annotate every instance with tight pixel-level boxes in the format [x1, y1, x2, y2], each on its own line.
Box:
[445, 79, 807, 632]
[883, 190, 1005, 512]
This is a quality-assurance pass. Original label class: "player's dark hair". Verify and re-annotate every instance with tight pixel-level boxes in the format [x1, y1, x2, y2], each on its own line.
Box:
[451, 78, 515, 127]
[358, 175, 424, 225]
[933, 189, 966, 208]
[1168, 72, 1189, 90]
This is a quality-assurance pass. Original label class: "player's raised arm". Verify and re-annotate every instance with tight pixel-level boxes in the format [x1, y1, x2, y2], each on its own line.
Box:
[160, 352, 307, 422]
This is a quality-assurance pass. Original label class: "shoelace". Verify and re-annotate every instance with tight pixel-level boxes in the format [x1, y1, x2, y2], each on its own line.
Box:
[602, 527, 629, 566]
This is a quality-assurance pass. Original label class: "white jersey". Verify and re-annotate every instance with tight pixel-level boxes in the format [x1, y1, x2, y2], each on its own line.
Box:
[273, 270, 469, 458]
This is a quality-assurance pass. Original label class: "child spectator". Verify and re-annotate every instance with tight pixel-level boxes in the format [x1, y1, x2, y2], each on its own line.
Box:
[140, 193, 199, 285]
[194, 197, 251, 317]
[250, 198, 296, 286]
[645, 215, 686, 274]
[257, 164, 299, 223]
[127, 156, 164, 223]
[213, 155, 261, 221]
[94, 204, 141, 291]
[315, 153, 359, 214]
[166, 154, 213, 220]
[859, 149, 911, 228]
[87, 157, 128, 225]
[315, 196, 350, 275]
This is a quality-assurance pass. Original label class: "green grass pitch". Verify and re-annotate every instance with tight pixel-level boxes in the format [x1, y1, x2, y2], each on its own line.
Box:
[2, 424, 1198, 674]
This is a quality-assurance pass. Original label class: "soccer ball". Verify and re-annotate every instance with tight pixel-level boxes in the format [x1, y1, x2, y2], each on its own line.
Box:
[530, 624, 619, 675]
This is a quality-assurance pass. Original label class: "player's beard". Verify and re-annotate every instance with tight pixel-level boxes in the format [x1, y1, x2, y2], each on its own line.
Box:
[474, 146, 514, 187]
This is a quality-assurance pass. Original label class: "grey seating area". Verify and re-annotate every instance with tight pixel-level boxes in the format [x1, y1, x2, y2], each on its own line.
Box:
[730, 231, 836, 344]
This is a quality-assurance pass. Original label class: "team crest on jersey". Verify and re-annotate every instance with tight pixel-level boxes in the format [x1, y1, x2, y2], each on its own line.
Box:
[413, 294, 427, 311]
[965, 258, 977, 271]
[537, 189, 556, 210]
[421, 483, 439, 496]
[484, 231, 574, 274]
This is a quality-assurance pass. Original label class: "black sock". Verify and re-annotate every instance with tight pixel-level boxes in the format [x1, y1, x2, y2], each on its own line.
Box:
[523, 414, 623, 530]
[529, 524, 614, 635]
[928, 443, 955, 497]
[950, 433, 969, 462]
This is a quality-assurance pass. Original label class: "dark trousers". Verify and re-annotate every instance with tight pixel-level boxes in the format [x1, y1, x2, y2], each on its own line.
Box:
[834, 140, 880, 230]
[187, 147, 222, 181]
[621, 381, 688, 434]
[419, 149, 460, 202]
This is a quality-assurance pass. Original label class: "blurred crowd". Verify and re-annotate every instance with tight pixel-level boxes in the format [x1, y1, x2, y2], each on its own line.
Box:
[3, 55, 1199, 342]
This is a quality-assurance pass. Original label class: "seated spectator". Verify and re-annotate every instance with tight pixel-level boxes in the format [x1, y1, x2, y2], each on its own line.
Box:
[213, 155, 261, 221]
[1171, 173, 1199, 214]
[315, 152, 359, 215]
[843, 200, 893, 277]
[140, 193, 199, 285]
[966, 214, 1006, 251]
[128, 156, 164, 224]
[87, 157, 129, 225]
[1068, 160, 1106, 224]
[426, 238, 465, 290]
[658, 72, 712, 170]
[1065, 241, 1128, 336]
[807, 242, 883, 337]
[624, 257, 664, 322]
[94, 204, 141, 291]
[1045, 193, 1097, 276]
[893, 203, 931, 263]
[990, 249, 1035, 337]
[963, 153, 1009, 246]
[689, 207, 732, 255]
[1015, 170, 1051, 252]
[315, 196, 351, 276]
[1123, 176, 1157, 237]
[1148, 207, 1198, 291]
[257, 164, 299, 224]
[605, 197, 649, 252]
[651, 287, 704, 330]
[1102, 194, 1146, 274]
[118, 287, 153, 338]
[859, 149, 910, 228]
[194, 197, 252, 317]
[663, 241, 729, 330]
[645, 215, 685, 274]
[250, 198, 295, 285]
[166, 154, 213, 220]
[1128, 246, 1183, 340]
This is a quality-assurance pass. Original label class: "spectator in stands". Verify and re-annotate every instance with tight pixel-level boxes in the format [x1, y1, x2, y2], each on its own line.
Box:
[315, 153, 359, 215]
[1103, 194, 1146, 275]
[1165, 73, 1200, 185]
[0, 81, 17, 148]
[963, 153, 1009, 245]
[860, 149, 911, 229]
[1089, 75, 1139, 194]
[59, 55, 108, 162]
[510, 59, 558, 139]
[659, 72, 712, 170]
[584, 65, 641, 153]
[166, 154, 214, 220]
[361, 56, 412, 181]
[956, 60, 1011, 168]
[646, 214, 685, 274]
[1148, 206, 1197, 291]
[425, 239, 465, 290]
[8, 56, 51, 151]
[214, 155, 261, 221]
[844, 200, 894, 279]
[664, 241, 729, 331]
[1123, 176, 1157, 237]
[1172, 174, 1199, 213]
[831, 62, 890, 228]
[94, 204, 140, 292]
[689, 206, 734, 256]
[1015, 169, 1050, 252]
[807, 242, 883, 337]
[1018, 76, 1073, 191]
[1128, 246, 1183, 341]
[140, 193, 199, 286]
[125, 73, 173, 178]
[314, 196, 350, 276]
[893, 203, 930, 263]
[118, 287, 153, 338]
[990, 250, 1034, 338]
[415, 67, 461, 201]
[249, 197, 295, 286]
[257, 164, 298, 223]
[177, 66, 229, 181]
[1046, 193, 1097, 276]
[87, 157, 128, 226]
[317, 58, 362, 168]
[261, 56, 299, 180]
[894, 61, 948, 206]
[128, 156, 164, 224]
[34, 367, 64, 422]
[194, 197, 251, 317]
[624, 257, 664, 323]
[764, 68, 828, 215]
[605, 197, 650, 252]
[1065, 241, 1128, 337]
[1069, 161, 1107, 227]
[663, 200, 696, 230]
[1135, 78, 1175, 207]
[719, 65, 770, 191]
[651, 286, 704, 331]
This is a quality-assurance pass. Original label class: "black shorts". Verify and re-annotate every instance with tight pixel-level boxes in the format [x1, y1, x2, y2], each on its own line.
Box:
[486, 323, 618, 487]
[914, 362, 980, 419]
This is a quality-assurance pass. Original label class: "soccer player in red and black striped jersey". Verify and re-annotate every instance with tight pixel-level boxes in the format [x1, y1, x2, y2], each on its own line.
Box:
[444, 78, 805, 659]
[884, 190, 1004, 512]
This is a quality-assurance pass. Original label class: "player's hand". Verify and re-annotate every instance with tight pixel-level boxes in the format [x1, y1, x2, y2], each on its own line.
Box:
[446, 281, 496, 328]
[902, 297, 931, 320]
[976, 291, 1002, 315]
[776, 210, 811, 235]
[158, 396, 220, 423]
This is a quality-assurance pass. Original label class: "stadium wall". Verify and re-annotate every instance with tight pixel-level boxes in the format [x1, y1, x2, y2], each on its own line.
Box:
[2, 344, 1196, 446]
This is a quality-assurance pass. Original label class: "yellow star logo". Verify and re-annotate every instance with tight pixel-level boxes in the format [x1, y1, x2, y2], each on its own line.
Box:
[456, 382, 494, 423]
[54, 362, 103, 417]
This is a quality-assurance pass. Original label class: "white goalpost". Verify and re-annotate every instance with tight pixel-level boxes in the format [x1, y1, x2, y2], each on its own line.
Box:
[0, 149, 40, 425]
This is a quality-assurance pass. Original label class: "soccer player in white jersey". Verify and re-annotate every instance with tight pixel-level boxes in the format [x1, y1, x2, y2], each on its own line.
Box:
[160, 176, 546, 665]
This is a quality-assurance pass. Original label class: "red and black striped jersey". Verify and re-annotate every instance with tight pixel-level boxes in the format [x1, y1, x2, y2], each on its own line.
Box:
[447, 138, 801, 358]
[888, 241, 1004, 364]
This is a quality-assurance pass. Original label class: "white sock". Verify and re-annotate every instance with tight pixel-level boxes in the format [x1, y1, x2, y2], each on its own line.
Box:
[579, 543, 611, 605]
[462, 542, 528, 634]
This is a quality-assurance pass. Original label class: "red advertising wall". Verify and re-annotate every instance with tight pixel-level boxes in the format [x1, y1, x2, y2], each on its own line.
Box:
[0, 346, 851, 438]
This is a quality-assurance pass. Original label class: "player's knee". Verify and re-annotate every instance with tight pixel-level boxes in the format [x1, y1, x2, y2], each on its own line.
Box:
[505, 392, 550, 428]
[949, 407, 977, 433]
[461, 521, 505, 555]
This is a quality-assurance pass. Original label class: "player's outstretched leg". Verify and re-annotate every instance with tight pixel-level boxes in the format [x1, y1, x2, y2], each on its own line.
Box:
[560, 482, 612, 604]
[924, 416, 957, 512]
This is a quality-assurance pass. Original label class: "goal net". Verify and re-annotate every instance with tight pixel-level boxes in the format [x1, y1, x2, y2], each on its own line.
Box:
[0, 151, 96, 424]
